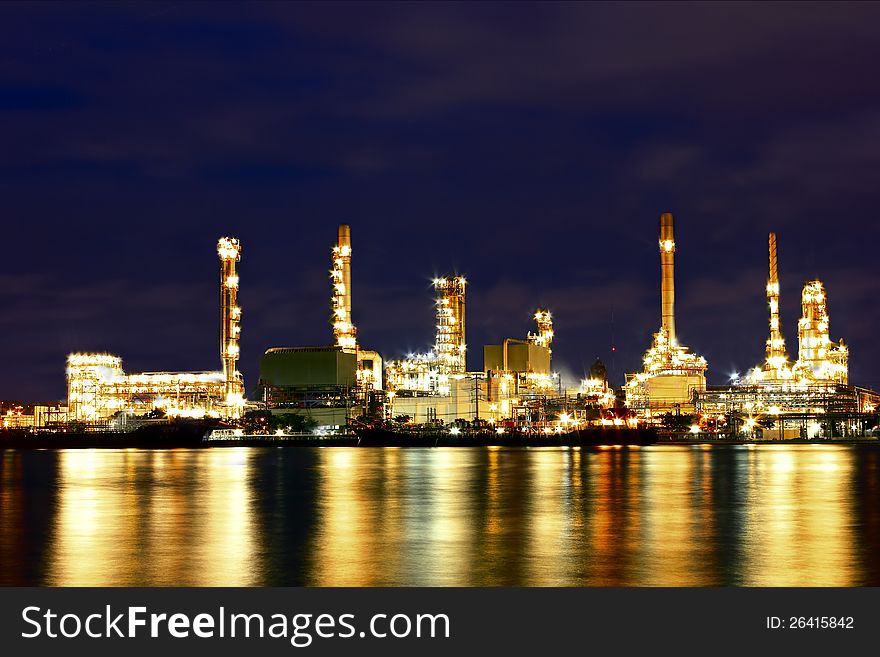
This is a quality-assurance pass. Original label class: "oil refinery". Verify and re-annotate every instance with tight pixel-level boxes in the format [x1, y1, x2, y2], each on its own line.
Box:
[2, 213, 877, 441]
[694, 232, 873, 439]
[64, 237, 246, 427]
[624, 212, 708, 417]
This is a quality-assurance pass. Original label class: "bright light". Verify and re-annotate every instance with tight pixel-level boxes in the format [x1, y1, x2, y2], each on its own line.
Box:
[450, 427, 461, 435]
[690, 424, 700, 434]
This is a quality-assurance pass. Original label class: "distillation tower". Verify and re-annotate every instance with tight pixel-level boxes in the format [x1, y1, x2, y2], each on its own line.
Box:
[764, 232, 791, 379]
[792, 280, 848, 384]
[742, 233, 847, 388]
[695, 232, 870, 438]
[745, 233, 792, 384]
[218, 236, 244, 403]
[385, 275, 468, 394]
[625, 213, 707, 416]
[433, 276, 467, 374]
[331, 224, 357, 351]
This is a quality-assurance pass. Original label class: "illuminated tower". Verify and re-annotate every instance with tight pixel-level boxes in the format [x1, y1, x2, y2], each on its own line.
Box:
[433, 276, 466, 374]
[218, 237, 243, 400]
[794, 280, 848, 384]
[659, 212, 676, 344]
[625, 212, 707, 416]
[764, 233, 790, 378]
[331, 224, 357, 351]
[529, 309, 554, 354]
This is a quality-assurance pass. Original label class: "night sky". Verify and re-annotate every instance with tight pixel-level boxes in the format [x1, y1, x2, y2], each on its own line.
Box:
[3, 2, 880, 401]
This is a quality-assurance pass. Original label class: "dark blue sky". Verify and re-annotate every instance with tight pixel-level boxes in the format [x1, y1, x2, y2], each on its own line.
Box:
[3, 2, 880, 401]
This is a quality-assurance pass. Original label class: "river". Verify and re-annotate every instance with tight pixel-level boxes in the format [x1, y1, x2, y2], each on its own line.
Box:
[1, 444, 878, 586]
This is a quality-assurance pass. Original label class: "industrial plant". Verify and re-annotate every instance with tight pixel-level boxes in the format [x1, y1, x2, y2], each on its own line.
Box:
[693, 232, 874, 439]
[256, 224, 383, 428]
[64, 237, 246, 427]
[624, 213, 708, 417]
[622, 213, 876, 438]
[1, 210, 875, 441]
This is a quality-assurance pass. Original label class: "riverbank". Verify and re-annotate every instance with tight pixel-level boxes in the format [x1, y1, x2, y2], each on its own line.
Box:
[2, 427, 877, 449]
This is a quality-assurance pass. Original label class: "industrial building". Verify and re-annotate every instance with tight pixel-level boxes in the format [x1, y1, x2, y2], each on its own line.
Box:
[257, 346, 357, 427]
[384, 275, 491, 423]
[0, 404, 66, 429]
[51, 213, 876, 438]
[481, 309, 560, 421]
[694, 232, 876, 438]
[386, 298, 565, 425]
[385, 275, 468, 395]
[65, 237, 246, 425]
[257, 225, 383, 425]
[625, 213, 708, 418]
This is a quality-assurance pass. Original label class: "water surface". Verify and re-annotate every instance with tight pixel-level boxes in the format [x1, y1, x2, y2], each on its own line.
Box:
[1, 445, 878, 586]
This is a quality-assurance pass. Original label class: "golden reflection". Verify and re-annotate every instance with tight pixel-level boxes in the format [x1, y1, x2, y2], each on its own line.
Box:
[740, 445, 858, 585]
[309, 447, 479, 585]
[188, 449, 257, 586]
[47, 450, 131, 585]
[308, 448, 379, 585]
[46, 448, 256, 586]
[524, 448, 571, 584]
[421, 448, 474, 584]
[2, 444, 874, 586]
[583, 447, 645, 585]
[472, 446, 522, 585]
[640, 447, 710, 585]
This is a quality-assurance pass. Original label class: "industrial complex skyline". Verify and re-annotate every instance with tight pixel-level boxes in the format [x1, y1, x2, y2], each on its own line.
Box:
[3, 3, 880, 400]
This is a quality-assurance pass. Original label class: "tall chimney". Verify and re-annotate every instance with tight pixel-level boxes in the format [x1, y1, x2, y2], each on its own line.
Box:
[217, 236, 242, 399]
[332, 224, 356, 350]
[659, 212, 676, 344]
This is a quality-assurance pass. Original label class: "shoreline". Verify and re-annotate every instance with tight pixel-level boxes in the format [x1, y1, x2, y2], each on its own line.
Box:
[1, 429, 877, 449]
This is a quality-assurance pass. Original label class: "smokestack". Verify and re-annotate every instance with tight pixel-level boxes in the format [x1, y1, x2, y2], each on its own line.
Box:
[217, 237, 242, 399]
[659, 212, 676, 344]
[332, 224, 356, 350]
[337, 224, 352, 329]
[768, 232, 778, 286]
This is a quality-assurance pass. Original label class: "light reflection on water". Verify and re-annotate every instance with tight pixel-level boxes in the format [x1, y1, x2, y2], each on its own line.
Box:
[0, 444, 878, 586]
